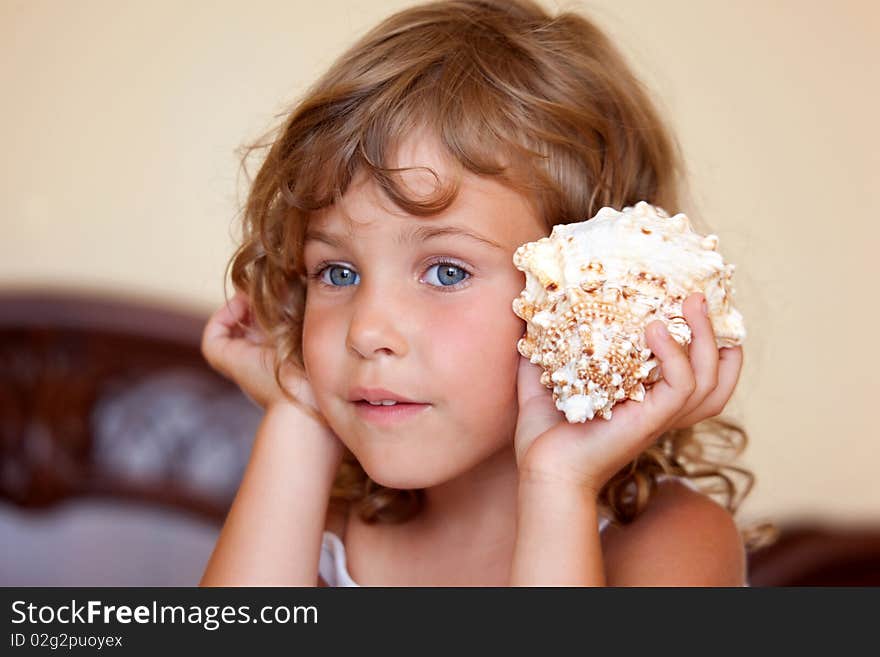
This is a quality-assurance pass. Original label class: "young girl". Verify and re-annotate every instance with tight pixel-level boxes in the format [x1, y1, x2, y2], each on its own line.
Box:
[199, 0, 759, 587]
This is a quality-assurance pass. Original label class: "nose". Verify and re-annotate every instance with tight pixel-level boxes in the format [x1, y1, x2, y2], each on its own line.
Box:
[345, 278, 409, 359]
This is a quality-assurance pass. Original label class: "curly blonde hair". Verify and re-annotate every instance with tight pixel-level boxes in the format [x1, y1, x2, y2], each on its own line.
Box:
[226, 0, 774, 550]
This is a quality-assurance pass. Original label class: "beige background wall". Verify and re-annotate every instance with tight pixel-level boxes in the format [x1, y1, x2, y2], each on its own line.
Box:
[2, 0, 877, 526]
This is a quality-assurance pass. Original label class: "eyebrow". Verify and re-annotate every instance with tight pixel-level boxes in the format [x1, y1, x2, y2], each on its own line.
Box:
[304, 224, 505, 251]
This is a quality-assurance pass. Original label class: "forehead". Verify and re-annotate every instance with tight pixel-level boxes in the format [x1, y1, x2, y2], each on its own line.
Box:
[306, 132, 545, 249]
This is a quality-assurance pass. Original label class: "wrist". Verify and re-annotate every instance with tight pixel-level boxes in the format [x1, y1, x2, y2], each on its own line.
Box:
[262, 399, 344, 468]
[267, 396, 327, 428]
[512, 470, 605, 586]
[518, 468, 600, 503]
[518, 456, 604, 500]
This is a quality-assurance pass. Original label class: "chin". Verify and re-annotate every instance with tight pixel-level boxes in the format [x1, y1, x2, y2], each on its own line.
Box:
[356, 452, 453, 491]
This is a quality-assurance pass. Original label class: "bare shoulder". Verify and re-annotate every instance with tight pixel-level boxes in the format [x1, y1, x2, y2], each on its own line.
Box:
[600, 479, 746, 586]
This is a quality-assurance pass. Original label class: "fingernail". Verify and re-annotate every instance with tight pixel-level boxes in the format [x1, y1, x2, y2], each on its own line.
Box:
[653, 323, 669, 340]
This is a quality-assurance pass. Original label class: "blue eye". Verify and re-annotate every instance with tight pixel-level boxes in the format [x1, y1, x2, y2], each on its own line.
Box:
[425, 262, 469, 287]
[325, 264, 359, 287]
[308, 260, 471, 291]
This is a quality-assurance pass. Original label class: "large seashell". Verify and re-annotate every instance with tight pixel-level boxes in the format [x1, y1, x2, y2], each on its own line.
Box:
[512, 201, 745, 423]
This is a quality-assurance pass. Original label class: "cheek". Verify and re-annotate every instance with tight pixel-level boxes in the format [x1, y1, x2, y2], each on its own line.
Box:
[301, 302, 341, 391]
[428, 281, 524, 412]
[434, 296, 519, 360]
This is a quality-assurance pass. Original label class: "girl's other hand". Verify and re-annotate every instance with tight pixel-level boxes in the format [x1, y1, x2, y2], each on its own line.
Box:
[201, 289, 318, 413]
[513, 292, 744, 493]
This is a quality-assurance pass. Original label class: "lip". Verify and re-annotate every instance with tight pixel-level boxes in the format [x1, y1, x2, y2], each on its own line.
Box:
[348, 386, 426, 404]
[352, 400, 431, 426]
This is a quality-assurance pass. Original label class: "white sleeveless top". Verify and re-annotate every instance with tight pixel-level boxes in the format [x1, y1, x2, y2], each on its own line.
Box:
[319, 475, 730, 587]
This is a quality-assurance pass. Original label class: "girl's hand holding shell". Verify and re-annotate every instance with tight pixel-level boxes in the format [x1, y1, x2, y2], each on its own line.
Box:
[512, 202, 746, 424]
[513, 291, 743, 494]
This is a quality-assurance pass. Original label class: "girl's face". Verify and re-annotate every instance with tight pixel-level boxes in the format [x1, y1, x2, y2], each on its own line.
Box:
[302, 135, 546, 489]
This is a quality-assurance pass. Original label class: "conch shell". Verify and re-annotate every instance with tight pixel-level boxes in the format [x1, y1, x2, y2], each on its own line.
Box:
[512, 201, 745, 423]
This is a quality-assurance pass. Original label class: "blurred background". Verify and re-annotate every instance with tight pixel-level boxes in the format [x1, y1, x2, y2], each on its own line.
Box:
[1, 0, 877, 585]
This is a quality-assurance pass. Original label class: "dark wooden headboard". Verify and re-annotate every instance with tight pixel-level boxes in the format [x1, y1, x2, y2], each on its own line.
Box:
[0, 289, 262, 524]
[1, 289, 878, 586]
[746, 524, 880, 586]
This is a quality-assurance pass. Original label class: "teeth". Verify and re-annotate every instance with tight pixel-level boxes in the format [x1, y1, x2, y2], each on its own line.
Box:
[367, 400, 398, 406]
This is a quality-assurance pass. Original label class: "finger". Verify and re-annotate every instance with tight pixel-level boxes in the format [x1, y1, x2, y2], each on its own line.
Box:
[202, 302, 233, 353]
[641, 319, 696, 423]
[200, 292, 255, 371]
[225, 289, 253, 334]
[691, 345, 743, 419]
[675, 292, 720, 418]
[203, 290, 247, 340]
[209, 291, 265, 350]
[515, 355, 563, 440]
[671, 345, 743, 426]
[229, 290, 270, 344]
